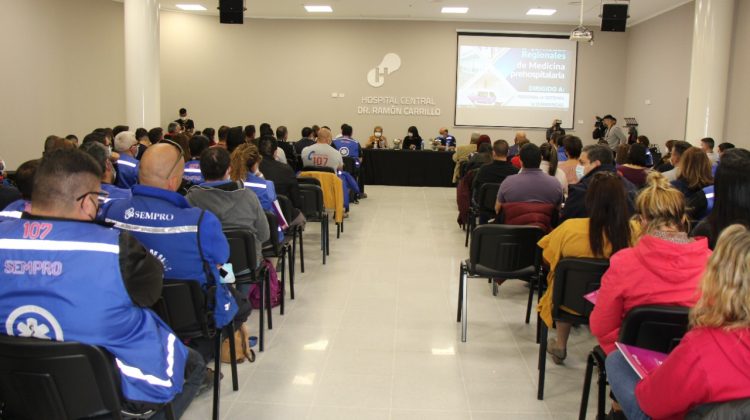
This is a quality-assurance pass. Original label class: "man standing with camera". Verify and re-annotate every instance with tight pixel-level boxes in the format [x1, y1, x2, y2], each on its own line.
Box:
[546, 118, 566, 141]
[600, 114, 626, 151]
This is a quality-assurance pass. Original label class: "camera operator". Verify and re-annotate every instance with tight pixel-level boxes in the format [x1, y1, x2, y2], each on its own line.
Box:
[592, 116, 606, 143]
[600, 114, 626, 151]
[545, 118, 566, 141]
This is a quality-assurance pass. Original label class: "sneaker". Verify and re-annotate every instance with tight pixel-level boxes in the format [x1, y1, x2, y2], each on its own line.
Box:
[360, 193, 368, 199]
[546, 338, 567, 365]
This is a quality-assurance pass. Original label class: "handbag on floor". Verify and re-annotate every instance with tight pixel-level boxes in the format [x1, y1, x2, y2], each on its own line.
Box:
[221, 323, 255, 364]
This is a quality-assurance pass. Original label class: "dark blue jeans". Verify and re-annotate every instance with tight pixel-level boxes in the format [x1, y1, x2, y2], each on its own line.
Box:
[152, 347, 206, 420]
[605, 350, 651, 420]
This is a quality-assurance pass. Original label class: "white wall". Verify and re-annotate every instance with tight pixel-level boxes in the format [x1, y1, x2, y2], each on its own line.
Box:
[0, 0, 125, 169]
[159, 13, 627, 147]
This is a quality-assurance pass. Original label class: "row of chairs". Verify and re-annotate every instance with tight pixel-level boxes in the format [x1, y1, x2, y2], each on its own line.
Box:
[458, 223, 748, 419]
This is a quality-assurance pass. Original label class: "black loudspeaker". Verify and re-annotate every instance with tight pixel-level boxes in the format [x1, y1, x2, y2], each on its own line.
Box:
[601, 4, 628, 32]
[219, 0, 244, 24]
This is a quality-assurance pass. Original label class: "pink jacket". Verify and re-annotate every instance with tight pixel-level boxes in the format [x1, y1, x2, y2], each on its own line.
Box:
[590, 234, 711, 354]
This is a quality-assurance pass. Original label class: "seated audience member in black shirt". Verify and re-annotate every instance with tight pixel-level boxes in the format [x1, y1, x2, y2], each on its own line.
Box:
[471, 139, 519, 222]
[402, 126, 423, 150]
[294, 127, 316, 156]
[258, 137, 305, 227]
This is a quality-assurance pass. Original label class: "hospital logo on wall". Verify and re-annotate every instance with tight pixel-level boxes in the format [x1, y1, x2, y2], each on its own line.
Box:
[5, 305, 64, 341]
[367, 53, 402, 88]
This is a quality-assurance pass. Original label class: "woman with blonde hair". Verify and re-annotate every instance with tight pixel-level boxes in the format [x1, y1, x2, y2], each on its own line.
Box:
[590, 171, 711, 354]
[606, 224, 750, 420]
[365, 126, 388, 149]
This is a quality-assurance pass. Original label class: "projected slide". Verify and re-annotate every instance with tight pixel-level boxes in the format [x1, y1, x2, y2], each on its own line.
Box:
[455, 34, 578, 129]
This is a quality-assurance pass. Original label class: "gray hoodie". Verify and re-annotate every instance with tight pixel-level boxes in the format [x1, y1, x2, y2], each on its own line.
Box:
[186, 180, 270, 265]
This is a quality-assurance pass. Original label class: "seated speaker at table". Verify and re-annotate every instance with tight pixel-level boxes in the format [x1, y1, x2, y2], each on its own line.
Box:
[402, 126, 423, 150]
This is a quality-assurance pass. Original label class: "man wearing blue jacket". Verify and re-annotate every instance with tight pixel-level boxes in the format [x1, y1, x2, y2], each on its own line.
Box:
[0, 149, 204, 418]
[100, 142, 239, 329]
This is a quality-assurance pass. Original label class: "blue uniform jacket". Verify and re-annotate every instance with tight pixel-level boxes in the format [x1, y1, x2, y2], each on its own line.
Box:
[183, 160, 204, 185]
[0, 218, 187, 403]
[100, 185, 237, 327]
[0, 199, 28, 222]
[332, 138, 362, 160]
[244, 173, 284, 241]
[115, 154, 139, 189]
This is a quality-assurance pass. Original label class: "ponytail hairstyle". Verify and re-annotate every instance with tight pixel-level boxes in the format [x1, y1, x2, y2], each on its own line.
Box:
[539, 142, 558, 176]
[585, 171, 633, 257]
[229, 143, 262, 182]
[636, 171, 689, 234]
[690, 224, 750, 329]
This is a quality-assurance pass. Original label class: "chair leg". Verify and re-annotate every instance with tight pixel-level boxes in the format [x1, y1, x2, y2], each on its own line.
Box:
[537, 323, 548, 400]
[464, 215, 471, 247]
[298, 229, 305, 273]
[336, 222, 340, 239]
[259, 276, 265, 352]
[492, 280, 498, 296]
[457, 265, 464, 323]
[325, 219, 330, 256]
[265, 270, 273, 330]
[225, 324, 239, 391]
[579, 352, 595, 419]
[288, 244, 295, 300]
[213, 333, 221, 420]
[525, 277, 535, 324]
[164, 402, 176, 420]
[596, 359, 607, 419]
[279, 252, 286, 315]
[460, 267, 469, 342]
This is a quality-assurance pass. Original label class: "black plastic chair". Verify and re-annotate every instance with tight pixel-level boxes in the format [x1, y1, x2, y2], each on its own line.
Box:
[687, 398, 750, 419]
[579, 305, 690, 420]
[457, 224, 544, 342]
[276, 194, 298, 300]
[342, 156, 358, 176]
[0, 335, 176, 420]
[297, 176, 321, 187]
[465, 182, 501, 247]
[151, 279, 237, 420]
[223, 230, 272, 352]
[301, 166, 335, 174]
[537, 258, 609, 401]
[298, 184, 330, 266]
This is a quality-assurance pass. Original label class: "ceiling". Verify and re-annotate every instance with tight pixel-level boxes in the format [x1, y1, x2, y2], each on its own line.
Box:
[153, 0, 693, 27]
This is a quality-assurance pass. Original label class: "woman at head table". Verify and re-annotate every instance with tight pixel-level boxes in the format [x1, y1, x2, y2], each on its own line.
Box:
[402, 126, 423, 150]
[366, 126, 388, 149]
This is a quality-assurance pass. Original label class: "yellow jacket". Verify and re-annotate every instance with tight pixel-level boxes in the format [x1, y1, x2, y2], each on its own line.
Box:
[298, 171, 345, 224]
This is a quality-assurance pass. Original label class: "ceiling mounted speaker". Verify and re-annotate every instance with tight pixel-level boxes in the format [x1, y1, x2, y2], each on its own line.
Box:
[601, 4, 628, 32]
[219, 0, 245, 24]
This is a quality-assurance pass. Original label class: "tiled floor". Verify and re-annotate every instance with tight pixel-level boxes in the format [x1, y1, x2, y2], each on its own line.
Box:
[183, 186, 605, 420]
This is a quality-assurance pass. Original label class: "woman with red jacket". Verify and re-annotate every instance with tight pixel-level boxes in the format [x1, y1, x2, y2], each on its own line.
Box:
[606, 224, 750, 420]
[590, 172, 711, 354]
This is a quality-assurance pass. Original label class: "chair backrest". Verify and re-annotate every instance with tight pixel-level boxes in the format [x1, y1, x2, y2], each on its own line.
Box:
[470, 224, 544, 273]
[552, 258, 610, 323]
[499, 201, 558, 233]
[342, 157, 357, 174]
[687, 397, 750, 420]
[224, 229, 258, 281]
[301, 166, 335, 174]
[264, 210, 280, 254]
[618, 305, 690, 353]
[276, 194, 294, 225]
[0, 335, 124, 420]
[151, 279, 211, 340]
[298, 184, 325, 219]
[296, 176, 321, 187]
[477, 182, 501, 213]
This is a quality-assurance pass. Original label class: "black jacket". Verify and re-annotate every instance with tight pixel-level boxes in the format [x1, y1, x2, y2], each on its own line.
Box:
[259, 158, 302, 210]
[561, 164, 637, 221]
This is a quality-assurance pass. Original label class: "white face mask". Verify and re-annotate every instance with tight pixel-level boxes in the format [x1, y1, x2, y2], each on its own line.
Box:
[575, 164, 586, 180]
[408, 132, 414, 137]
[374, 132, 382, 138]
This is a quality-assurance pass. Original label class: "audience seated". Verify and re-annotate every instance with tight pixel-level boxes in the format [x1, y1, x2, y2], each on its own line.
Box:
[495, 143, 564, 215]
[655, 139, 677, 173]
[662, 140, 692, 182]
[471, 139, 518, 204]
[701, 137, 719, 164]
[214, 125, 230, 150]
[114, 131, 140, 189]
[692, 148, 750, 248]
[294, 126, 316, 156]
[257, 137, 305, 226]
[186, 147, 270, 267]
[607, 224, 750, 420]
[275, 125, 298, 169]
[615, 144, 630, 165]
[0, 149, 204, 418]
[183, 135, 210, 185]
[561, 145, 637, 221]
[558, 135, 582, 185]
[635, 135, 655, 167]
[590, 172, 711, 354]
[230, 143, 287, 241]
[538, 172, 635, 363]
[671, 147, 713, 222]
[464, 141, 492, 174]
[79, 141, 132, 204]
[452, 132, 480, 183]
[539, 142, 568, 197]
[332, 124, 361, 163]
[718, 142, 735, 157]
[0, 182, 21, 213]
[99, 142, 240, 330]
[617, 143, 650, 189]
[135, 128, 150, 160]
[1, 159, 39, 218]
[300, 127, 343, 171]
[508, 131, 527, 158]
[510, 138, 531, 169]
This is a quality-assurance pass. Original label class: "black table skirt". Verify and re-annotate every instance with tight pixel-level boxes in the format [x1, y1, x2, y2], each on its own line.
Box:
[361, 149, 455, 187]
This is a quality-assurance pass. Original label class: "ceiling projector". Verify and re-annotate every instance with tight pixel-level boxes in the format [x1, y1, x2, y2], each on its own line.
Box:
[570, 26, 594, 42]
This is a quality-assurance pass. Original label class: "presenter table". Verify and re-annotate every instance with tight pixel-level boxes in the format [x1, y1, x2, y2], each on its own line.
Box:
[361, 149, 455, 187]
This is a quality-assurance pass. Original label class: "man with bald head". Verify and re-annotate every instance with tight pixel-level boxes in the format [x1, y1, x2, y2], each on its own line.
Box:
[300, 127, 344, 171]
[436, 127, 456, 151]
[508, 131, 527, 159]
[100, 142, 239, 330]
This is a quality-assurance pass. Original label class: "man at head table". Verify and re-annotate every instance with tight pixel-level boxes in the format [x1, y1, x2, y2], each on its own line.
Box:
[436, 128, 456, 151]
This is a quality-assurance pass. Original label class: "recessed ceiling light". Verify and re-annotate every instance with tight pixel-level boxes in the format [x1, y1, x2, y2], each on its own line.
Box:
[527, 8, 557, 16]
[176, 4, 207, 11]
[304, 5, 333, 13]
[441, 7, 469, 14]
